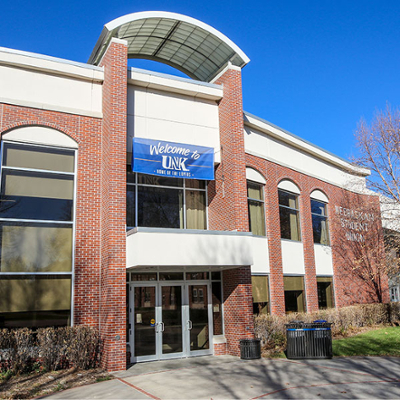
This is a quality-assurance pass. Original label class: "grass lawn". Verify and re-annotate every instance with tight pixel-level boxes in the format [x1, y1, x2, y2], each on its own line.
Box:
[332, 326, 400, 357]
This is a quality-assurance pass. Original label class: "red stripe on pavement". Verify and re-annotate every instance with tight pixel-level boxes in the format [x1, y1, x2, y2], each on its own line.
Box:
[117, 378, 161, 400]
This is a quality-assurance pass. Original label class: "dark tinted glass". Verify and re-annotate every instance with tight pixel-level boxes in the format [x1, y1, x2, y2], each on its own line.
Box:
[212, 281, 223, 335]
[185, 180, 205, 189]
[0, 170, 73, 221]
[0, 276, 71, 329]
[279, 207, 300, 241]
[137, 174, 183, 187]
[278, 190, 298, 209]
[159, 272, 184, 281]
[126, 185, 136, 227]
[186, 272, 209, 280]
[311, 200, 326, 216]
[211, 271, 221, 280]
[137, 186, 183, 228]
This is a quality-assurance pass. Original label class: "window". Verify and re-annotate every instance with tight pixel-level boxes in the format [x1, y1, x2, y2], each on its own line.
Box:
[279, 190, 301, 241]
[127, 171, 207, 230]
[0, 142, 75, 329]
[284, 276, 305, 313]
[247, 181, 266, 236]
[390, 287, 399, 302]
[317, 277, 335, 309]
[252, 275, 269, 315]
[311, 200, 330, 245]
[211, 272, 223, 335]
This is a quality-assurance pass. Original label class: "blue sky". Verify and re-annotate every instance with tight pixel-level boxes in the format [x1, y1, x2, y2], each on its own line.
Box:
[1, 0, 400, 160]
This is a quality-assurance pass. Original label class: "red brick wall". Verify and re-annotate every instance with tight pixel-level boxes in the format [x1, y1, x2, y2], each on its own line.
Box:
[222, 267, 255, 356]
[98, 39, 127, 371]
[0, 106, 104, 328]
[245, 153, 390, 313]
[208, 66, 255, 356]
[0, 39, 129, 372]
[208, 66, 249, 232]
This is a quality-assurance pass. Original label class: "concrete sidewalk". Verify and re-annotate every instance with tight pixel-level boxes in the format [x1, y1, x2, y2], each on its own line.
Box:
[44, 355, 400, 399]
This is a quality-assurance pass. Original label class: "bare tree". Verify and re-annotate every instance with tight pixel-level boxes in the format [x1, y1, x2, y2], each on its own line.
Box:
[356, 104, 400, 203]
[355, 104, 400, 291]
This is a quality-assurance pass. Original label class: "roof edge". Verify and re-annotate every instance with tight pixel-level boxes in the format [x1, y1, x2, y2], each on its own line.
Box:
[243, 111, 371, 177]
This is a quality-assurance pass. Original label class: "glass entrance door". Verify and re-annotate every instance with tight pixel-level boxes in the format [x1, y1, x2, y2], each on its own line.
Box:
[130, 281, 213, 363]
[132, 285, 157, 362]
[159, 284, 184, 359]
[187, 284, 212, 356]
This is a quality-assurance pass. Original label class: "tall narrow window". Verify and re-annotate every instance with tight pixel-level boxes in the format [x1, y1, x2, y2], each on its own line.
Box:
[311, 199, 330, 245]
[252, 275, 269, 315]
[0, 141, 75, 329]
[279, 190, 301, 241]
[284, 276, 305, 313]
[247, 181, 265, 236]
[317, 277, 335, 309]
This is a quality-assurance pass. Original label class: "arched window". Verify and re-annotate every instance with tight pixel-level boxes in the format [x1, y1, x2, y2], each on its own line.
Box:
[278, 180, 301, 241]
[310, 190, 330, 246]
[0, 127, 77, 329]
[246, 169, 266, 236]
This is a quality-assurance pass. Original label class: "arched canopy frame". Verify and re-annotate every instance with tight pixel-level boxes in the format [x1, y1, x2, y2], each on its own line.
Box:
[89, 11, 250, 82]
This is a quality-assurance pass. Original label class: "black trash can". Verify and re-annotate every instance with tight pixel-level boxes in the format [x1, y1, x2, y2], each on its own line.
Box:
[286, 320, 332, 359]
[240, 338, 261, 360]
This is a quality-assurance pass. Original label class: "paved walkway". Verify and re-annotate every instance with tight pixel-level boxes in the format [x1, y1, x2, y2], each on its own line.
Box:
[44, 355, 400, 399]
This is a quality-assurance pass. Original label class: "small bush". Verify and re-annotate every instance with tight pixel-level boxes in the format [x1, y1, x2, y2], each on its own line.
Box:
[13, 328, 37, 373]
[37, 328, 68, 371]
[254, 302, 398, 351]
[65, 326, 101, 369]
[0, 326, 101, 374]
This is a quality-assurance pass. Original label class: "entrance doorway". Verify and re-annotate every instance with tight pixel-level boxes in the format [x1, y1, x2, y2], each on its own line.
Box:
[129, 281, 213, 363]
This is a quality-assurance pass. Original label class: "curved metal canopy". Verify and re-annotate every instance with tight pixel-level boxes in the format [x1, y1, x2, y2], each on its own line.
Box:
[89, 11, 250, 82]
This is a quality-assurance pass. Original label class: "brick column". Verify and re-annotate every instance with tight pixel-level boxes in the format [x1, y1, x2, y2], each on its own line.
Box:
[208, 64, 254, 355]
[222, 267, 254, 356]
[300, 191, 319, 312]
[208, 64, 248, 232]
[99, 38, 127, 371]
[265, 168, 286, 316]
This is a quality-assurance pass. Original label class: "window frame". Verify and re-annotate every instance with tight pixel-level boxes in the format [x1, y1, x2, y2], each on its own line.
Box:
[283, 275, 306, 313]
[126, 171, 208, 230]
[247, 180, 266, 237]
[311, 199, 330, 246]
[316, 276, 335, 309]
[0, 140, 77, 326]
[278, 189, 301, 242]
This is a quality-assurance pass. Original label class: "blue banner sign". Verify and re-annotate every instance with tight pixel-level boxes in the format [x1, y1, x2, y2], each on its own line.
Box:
[132, 138, 214, 180]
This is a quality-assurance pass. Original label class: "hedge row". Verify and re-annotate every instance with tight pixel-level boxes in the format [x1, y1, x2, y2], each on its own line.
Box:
[0, 326, 101, 373]
[254, 302, 400, 350]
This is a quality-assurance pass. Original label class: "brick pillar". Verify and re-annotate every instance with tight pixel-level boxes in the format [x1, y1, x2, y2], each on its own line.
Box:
[222, 267, 254, 356]
[265, 169, 286, 316]
[208, 64, 248, 232]
[99, 38, 127, 371]
[300, 191, 319, 312]
[208, 64, 254, 355]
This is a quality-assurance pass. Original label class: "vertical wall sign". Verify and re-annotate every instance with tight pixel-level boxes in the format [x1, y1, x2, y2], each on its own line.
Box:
[132, 138, 214, 180]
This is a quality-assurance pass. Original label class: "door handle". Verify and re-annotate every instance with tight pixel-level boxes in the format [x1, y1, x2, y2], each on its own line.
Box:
[159, 322, 165, 332]
[187, 320, 193, 330]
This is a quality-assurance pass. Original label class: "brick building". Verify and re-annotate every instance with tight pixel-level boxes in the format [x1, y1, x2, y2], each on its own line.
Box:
[0, 11, 389, 371]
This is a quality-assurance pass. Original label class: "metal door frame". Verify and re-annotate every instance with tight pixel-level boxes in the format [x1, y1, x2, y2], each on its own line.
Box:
[129, 280, 214, 363]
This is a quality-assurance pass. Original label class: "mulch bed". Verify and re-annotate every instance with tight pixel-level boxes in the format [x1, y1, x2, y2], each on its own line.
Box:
[0, 368, 112, 399]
